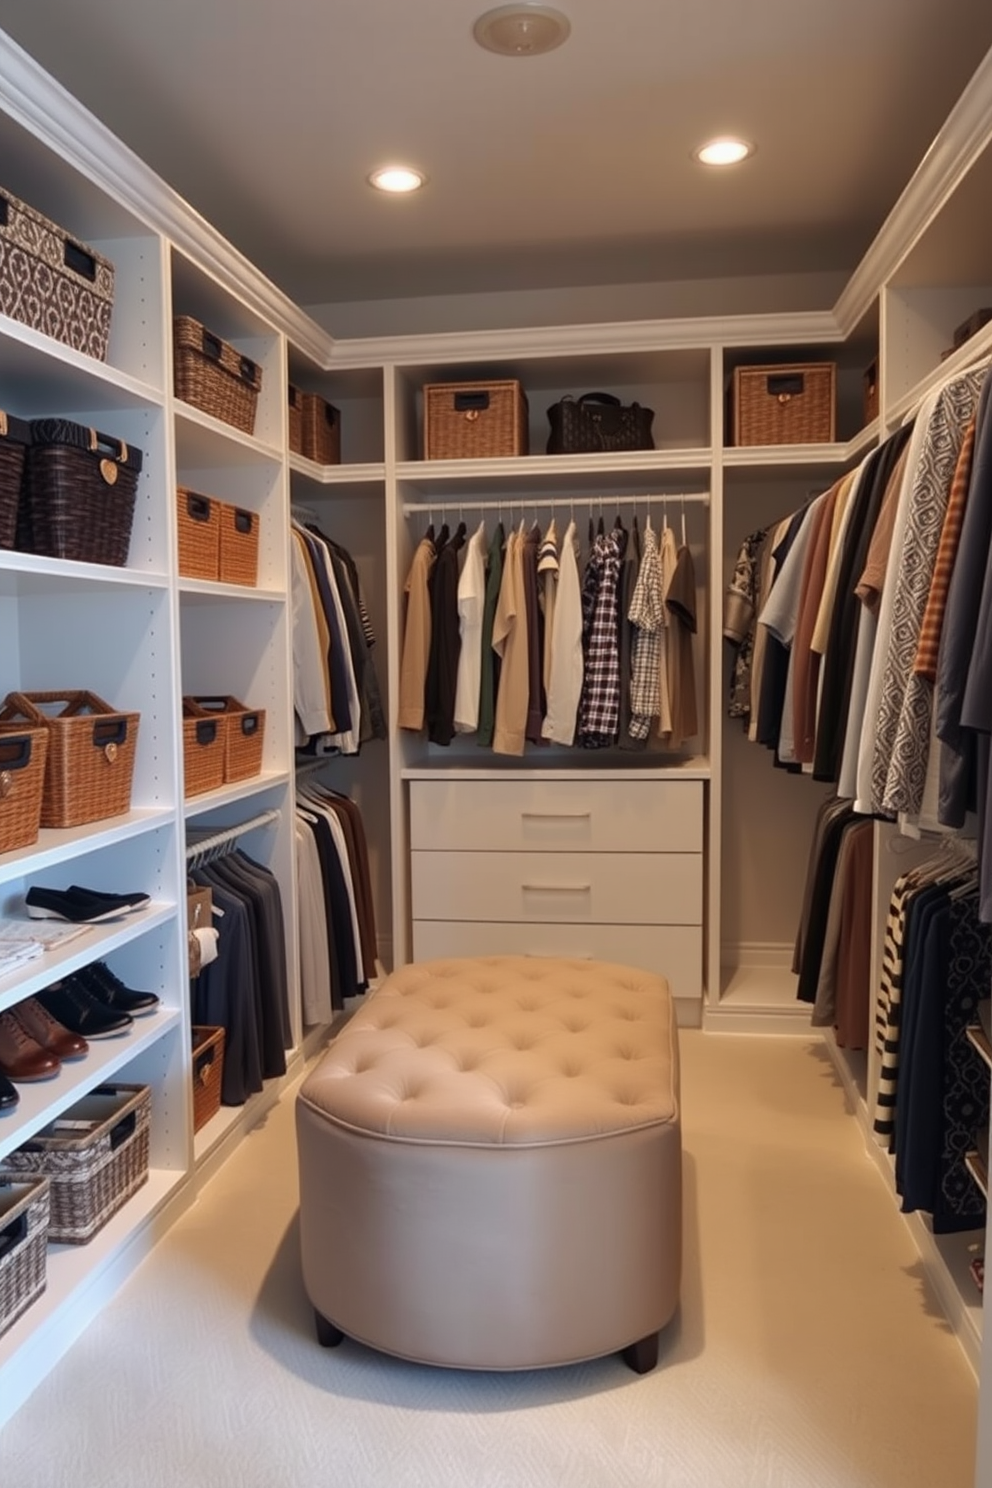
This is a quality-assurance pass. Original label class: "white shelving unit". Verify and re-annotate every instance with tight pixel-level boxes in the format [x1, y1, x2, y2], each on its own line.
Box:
[1, 23, 992, 1484]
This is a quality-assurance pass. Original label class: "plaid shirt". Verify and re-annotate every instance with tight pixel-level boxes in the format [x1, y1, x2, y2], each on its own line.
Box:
[627, 524, 663, 740]
[578, 528, 622, 747]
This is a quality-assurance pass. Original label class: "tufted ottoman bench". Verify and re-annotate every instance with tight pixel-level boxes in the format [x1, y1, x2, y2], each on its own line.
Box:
[295, 956, 681, 1373]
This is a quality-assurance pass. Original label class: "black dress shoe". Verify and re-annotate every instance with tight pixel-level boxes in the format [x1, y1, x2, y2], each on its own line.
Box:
[73, 961, 160, 1017]
[0, 1073, 19, 1111]
[67, 886, 150, 913]
[36, 980, 133, 1038]
[25, 886, 133, 924]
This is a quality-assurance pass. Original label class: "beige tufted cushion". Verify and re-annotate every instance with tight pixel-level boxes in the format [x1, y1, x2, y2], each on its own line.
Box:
[301, 955, 678, 1145]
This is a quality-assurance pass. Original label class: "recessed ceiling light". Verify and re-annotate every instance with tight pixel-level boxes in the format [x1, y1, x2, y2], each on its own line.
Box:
[694, 137, 754, 167]
[368, 166, 426, 194]
[473, 5, 571, 56]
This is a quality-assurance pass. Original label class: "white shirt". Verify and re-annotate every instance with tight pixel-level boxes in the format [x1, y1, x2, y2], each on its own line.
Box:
[453, 520, 488, 734]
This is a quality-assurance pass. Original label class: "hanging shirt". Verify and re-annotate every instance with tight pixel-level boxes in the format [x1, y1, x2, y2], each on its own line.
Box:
[577, 527, 623, 748]
[665, 542, 699, 748]
[477, 522, 505, 749]
[538, 519, 559, 698]
[492, 528, 529, 756]
[628, 520, 663, 740]
[453, 520, 488, 735]
[542, 519, 583, 746]
[398, 535, 436, 731]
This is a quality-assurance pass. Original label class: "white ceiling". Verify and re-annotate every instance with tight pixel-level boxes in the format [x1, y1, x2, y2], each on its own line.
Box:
[0, 0, 991, 310]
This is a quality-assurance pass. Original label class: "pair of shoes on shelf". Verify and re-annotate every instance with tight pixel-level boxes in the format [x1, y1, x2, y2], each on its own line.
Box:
[25, 885, 151, 924]
[0, 1006, 65, 1081]
[0, 1073, 18, 1110]
[36, 962, 160, 1040]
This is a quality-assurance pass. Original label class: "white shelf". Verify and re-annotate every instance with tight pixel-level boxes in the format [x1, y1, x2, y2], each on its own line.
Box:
[0, 901, 175, 1012]
[0, 553, 170, 594]
[401, 760, 711, 781]
[173, 403, 282, 467]
[289, 454, 385, 487]
[182, 772, 289, 821]
[0, 314, 165, 413]
[178, 578, 287, 604]
[0, 809, 176, 885]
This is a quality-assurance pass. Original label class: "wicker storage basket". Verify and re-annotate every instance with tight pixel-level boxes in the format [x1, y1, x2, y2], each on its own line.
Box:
[731, 363, 836, 446]
[176, 487, 220, 581]
[191, 696, 265, 782]
[0, 1174, 50, 1339]
[191, 1026, 226, 1133]
[217, 503, 259, 586]
[20, 419, 142, 566]
[0, 691, 139, 828]
[0, 727, 48, 854]
[173, 315, 262, 435]
[182, 699, 226, 797]
[300, 393, 341, 465]
[423, 379, 529, 459]
[2, 1084, 150, 1244]
[0, 186, 115, 361]
[288, 384, 304, 455]
[0, 410, 31, 550]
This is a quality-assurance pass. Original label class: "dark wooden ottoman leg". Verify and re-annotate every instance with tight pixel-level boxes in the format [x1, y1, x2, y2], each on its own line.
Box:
[621, 1331, 659, 1375]
[315, 1310, 345, 1348]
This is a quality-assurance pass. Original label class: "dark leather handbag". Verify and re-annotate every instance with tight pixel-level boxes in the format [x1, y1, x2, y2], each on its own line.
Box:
[546, 392, 655, 454]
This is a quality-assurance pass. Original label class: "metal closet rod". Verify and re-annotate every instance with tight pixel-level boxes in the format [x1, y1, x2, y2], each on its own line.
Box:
[403, 492, 710, 514]
[185, 808, 280, 865]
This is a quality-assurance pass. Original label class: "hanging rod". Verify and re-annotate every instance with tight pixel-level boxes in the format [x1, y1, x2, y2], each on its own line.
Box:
[402, 492, 710, 515]
[295, 755, 335, 777]
[185, 808, 280, 866]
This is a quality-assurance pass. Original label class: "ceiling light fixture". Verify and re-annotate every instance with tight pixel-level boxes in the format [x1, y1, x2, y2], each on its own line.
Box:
[368, 166, 426, 194]
[473, 4, 571, 56]
[694, 137, 754, 167]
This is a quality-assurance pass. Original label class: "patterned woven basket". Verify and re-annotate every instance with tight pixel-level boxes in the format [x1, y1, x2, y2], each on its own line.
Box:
[288, 384, 304, 455]
[300, 393, 341, 465]
[21, 419, 142, 567]
[424, 379, 529, 459]
[0, 726, 49, 854]
[3, 1085, 150, 1245]
[217, 503, 259, 586]
[191, 1026, 226, 1133]
[0, 691, 139, 828]
[176, 487, 220, 581]
[731, 363, 836, 446]
[182, 699, 226, 797]
[0, 410, 31, 550]
[0, 1173, 50, 1339]
[173, 315, 262, 435]
[191, 696, 265, 782]
[0, 185, 115, 361]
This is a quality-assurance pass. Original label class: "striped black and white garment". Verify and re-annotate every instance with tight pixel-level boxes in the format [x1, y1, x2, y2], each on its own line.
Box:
[627, 521, 663, 741]
[577, 526, 622, 748]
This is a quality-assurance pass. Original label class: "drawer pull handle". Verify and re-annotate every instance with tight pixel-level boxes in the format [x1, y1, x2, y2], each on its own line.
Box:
[521, 883, 592, 893]
[520, 811, 591, 820]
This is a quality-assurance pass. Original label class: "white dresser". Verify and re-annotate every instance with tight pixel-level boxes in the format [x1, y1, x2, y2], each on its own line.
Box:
[409, 776, 703, 1003]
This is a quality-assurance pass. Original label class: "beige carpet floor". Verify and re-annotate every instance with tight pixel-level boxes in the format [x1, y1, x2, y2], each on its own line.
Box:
[0, 1030, 980, 1488]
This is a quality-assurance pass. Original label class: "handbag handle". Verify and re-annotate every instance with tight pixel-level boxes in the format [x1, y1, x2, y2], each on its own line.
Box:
[577, 392, 623, 408]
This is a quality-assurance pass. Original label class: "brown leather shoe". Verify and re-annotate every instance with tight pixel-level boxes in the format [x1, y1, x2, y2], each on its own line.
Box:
[0, 1008, 61, 1081]
[13, 998, 88, 1061]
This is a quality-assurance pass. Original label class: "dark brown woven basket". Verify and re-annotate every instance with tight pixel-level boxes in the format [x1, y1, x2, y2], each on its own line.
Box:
[173, 315, 262, 435]
[176, 487, 220, 580]
[731, 363, 836, 446]
[0, 726, 48, 854]
[0, 410, 31, 550]
[192, 696, 265, 782]
[0, 691, 139, 828]
[288, 384, 304, 455]
[21, 420, 142, 566]
[218, 503, 259, 586]
[0, 1173, 49, 1338]
[424, 379, 528, 459]
[300, 393, 341, 464]
[2, 1084, 150, 1244]
[191, 1026, 226, 1133]
[182, 699, 226, 797]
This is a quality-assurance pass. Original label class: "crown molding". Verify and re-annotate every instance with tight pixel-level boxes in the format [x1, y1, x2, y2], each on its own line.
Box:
[0, 28, 333, 366]
[835, 43, 992, 334]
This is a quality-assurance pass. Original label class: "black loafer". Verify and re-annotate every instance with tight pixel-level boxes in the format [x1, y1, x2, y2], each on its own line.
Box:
[36, 980, 133, 1038]
[25, 886, 132, 924]
[0, 1073, 20, 1111]
[73, 961, 160, 1017]
[68, 886, 150, 914]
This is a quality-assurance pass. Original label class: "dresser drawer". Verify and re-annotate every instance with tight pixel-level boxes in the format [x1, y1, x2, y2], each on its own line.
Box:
[409, 778, 703, 853]
[411, 850, 702, 925]
[411, 921, 702, 1001]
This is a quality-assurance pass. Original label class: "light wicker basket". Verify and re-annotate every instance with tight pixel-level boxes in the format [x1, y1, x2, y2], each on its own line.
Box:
[423, 379, 528, 459]
[731, 362, 836, 446]
[191, 1026, 226, 1133]
[182, 699, 226, 797]
[191, 696, 265, 782]
[2, 1085, 150, 1245]
[0, 691, 138, 828]
[300, 393, 341, 465]
[288, 384, 304, 455]
[173, 315, 262, 435]
[217, 502, 259, 587]
[0, 727, 48, 854]
[176, 487, 220, 581]
[0, 1173, 50, 1339]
